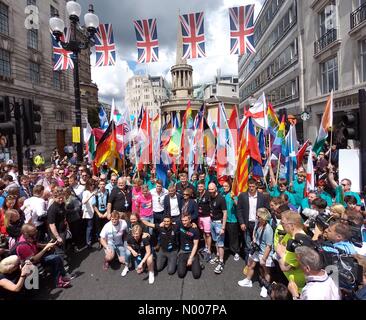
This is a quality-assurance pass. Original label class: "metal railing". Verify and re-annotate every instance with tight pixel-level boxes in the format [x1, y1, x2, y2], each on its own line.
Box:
[351, 2, 366, 30]
[314, 28, 337, 55]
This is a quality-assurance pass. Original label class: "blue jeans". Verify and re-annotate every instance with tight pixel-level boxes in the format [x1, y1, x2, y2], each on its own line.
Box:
[41, 254, 66, 285]
[85, 218, 94, 245]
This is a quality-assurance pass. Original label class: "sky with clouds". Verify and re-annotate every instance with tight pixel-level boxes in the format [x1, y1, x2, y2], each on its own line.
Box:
[78, 0, 264, 106]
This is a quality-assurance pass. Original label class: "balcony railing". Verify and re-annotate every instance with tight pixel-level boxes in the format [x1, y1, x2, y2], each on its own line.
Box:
[351, 3, 366, 30]
[314, 28, 337, 55]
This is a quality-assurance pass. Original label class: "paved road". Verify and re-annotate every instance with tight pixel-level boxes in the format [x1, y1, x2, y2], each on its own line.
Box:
[33, 245, 264, 300]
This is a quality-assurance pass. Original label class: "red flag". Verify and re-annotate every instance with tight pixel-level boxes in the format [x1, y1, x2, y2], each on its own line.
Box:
[296, 139, 310, 169]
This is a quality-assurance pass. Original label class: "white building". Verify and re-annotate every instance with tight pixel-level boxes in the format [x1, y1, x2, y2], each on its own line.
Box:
[204, 75, 239, 101]
[125, 75, 169, 118]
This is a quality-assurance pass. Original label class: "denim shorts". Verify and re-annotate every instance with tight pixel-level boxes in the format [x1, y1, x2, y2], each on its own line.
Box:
[106, 244, 130, 260]
[211, 220, 225, 247]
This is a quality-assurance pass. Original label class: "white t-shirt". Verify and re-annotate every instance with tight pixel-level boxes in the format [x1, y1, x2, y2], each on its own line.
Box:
[100, 220, 127, 246]
[82, 190, 95, 219]
[248, 193, 258, 222]
[300, 272, 340, 300]
[151, 188, 168, 212]
[170, 196, 180, 217]
[22, 196, 47, 227]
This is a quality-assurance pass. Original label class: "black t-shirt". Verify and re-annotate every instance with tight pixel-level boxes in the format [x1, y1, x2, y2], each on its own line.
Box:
[127, 221, 149, 234]
[47, 202, 67, 233]
[127, 234, 150, 256]
[108, 187, 132, 212]
[178, 224, 199, 253]
[197, 191, 211, 217]
[210, 193, 227, 221]
[0, 270, 21, 299]
[155, 224, 179, 252]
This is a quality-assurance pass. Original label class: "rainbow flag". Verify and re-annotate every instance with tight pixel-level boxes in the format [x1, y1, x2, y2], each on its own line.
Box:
[267, 103, 280, 128]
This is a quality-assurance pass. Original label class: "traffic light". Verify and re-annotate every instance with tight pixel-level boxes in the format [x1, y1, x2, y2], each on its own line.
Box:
[23, 99, 42, 145]
[0, 96, 10, 123]
[342, 112, 358, 140]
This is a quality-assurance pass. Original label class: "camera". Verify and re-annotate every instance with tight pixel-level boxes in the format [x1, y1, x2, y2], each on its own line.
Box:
[249, 242, 261, 255]
[286, 233, 316, 253]
[307, 212, 334, 231]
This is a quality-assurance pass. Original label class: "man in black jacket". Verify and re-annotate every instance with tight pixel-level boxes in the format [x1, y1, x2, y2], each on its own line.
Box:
[163, 184, 183, 223]
[176, 173, 196, 198]
[237, 179, 270, 262]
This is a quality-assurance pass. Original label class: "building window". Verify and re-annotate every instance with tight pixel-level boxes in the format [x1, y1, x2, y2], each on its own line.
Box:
[53, 71, 61, 89]
[321, 56, 338, 94]
[29, 61, 40, 84]
[50, 5, 58, 16]
[27, 0, 37, 5]
[0, 2, 9, 35]
[361, 39, 366, 82]
[55, 110, 65, 122]
[0, 48, 10, 77]
[27, 29, 38, 50]
[319, 1, 336, 37]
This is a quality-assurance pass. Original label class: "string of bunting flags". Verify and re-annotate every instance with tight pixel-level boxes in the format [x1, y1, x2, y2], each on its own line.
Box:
[51, 4, 256, 69]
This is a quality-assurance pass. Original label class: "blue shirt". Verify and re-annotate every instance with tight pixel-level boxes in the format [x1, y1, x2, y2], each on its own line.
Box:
[95, 190, 109, 212]
[322, 241, 357, 255]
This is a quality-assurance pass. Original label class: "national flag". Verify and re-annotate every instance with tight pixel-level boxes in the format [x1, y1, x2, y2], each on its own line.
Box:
[167, 124, 182, 156]
[229, 5, 255, 56]
[95, 24, 116, 67]
[94, 121, 118, 168]
[305, 149, 315, 196]
[228, 106, 239, 156]
[285, 124, 298, 182]
[203, 117, 216, 167]
[51, 29, 74, 71]
[138, 109, 151, 165]
[247, 118, 263, 177]
[98, 106, 109, 130]
[180, 101, 194, 165]
[137, 105, 145, 129]
[246, 93, 268, 129]
[151, 113, 161, 165]
[232, 124, 249, 196]
[296, 139, 310, 169]
[206, 110, 218, 138]
[133, 18, 159, 63]
[189, 104, 205, 177]
[313, 91, 333, 155]
[180, 12, 206, 59]
[84, 118, 96, 162]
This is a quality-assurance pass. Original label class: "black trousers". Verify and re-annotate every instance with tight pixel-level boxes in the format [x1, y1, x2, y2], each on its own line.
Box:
[177, 252, 201, 279]
[243, 221, 256, 262]
[95, 214, 108, 239]
[68, 219, 83, 249]
[153, 211, 165, 225]
[225, 222, 240, 255]
[156, 250, 178, 275]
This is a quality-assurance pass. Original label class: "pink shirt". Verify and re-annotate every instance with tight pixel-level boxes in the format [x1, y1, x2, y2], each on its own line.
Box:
[136, 193, 153, 218]
[132, 187, 142, 213]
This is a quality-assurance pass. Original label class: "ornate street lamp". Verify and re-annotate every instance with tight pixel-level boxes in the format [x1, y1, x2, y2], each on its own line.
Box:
[49, 1, 99, 162]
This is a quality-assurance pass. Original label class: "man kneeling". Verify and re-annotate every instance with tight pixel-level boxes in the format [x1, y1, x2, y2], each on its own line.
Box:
[100, 211, 130, 276]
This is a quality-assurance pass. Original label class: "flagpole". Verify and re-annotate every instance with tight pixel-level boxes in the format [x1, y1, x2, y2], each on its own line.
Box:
[276, 154, 281, 183]
[329, 127, 333, 165]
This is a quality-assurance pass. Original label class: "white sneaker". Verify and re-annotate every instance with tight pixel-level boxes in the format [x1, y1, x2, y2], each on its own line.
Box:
[234, 253, 240, 261]
[121, 266, 129, 277]
[260, 286, 268, 298]
[238, 278, 252, 287]
[148, 272, 155, 284]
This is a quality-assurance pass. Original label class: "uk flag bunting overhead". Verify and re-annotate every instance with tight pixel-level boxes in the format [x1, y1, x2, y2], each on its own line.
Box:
[133, 18, 159, 63]
[229, 5, 256, 55]
[52, 29, 74, 71]
[95, 24, 116, 67]
[179, 12, 206, 59]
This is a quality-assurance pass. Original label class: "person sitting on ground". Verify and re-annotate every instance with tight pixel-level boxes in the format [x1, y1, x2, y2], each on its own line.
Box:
[126, 224, 154, 284]
[100, 211, 130, 276]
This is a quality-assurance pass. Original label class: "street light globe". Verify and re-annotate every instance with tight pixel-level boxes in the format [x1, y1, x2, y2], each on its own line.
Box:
[66, 1, 82, 20]
[49, 15, 65, 36]
[84, 5, 99, 32]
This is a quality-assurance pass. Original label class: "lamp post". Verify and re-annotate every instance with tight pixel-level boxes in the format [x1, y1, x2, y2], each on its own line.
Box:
[49, 1, 99, 163]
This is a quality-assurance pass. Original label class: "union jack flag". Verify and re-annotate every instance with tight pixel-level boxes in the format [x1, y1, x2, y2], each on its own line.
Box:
[51, 29, 74, 71]
[229, 5, 256, 56]
[180, 12, 206, 59]
[133, 19, 159, 63]
[95, 24, 116, 67]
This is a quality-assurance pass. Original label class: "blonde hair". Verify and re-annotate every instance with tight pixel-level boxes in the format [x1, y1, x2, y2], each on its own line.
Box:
[257, 208, 271, 221]
[281, 210, 303, 228]
[330, 204, 346, 217]
[0, 255, 19, 274]
[131, 224, 142, 236]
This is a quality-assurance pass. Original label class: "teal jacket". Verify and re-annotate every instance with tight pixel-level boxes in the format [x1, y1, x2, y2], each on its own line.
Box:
[224, 192, 238, 223]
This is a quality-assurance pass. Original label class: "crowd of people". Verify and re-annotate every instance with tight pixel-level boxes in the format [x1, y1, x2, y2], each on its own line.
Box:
[0, 144, 365, 300]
